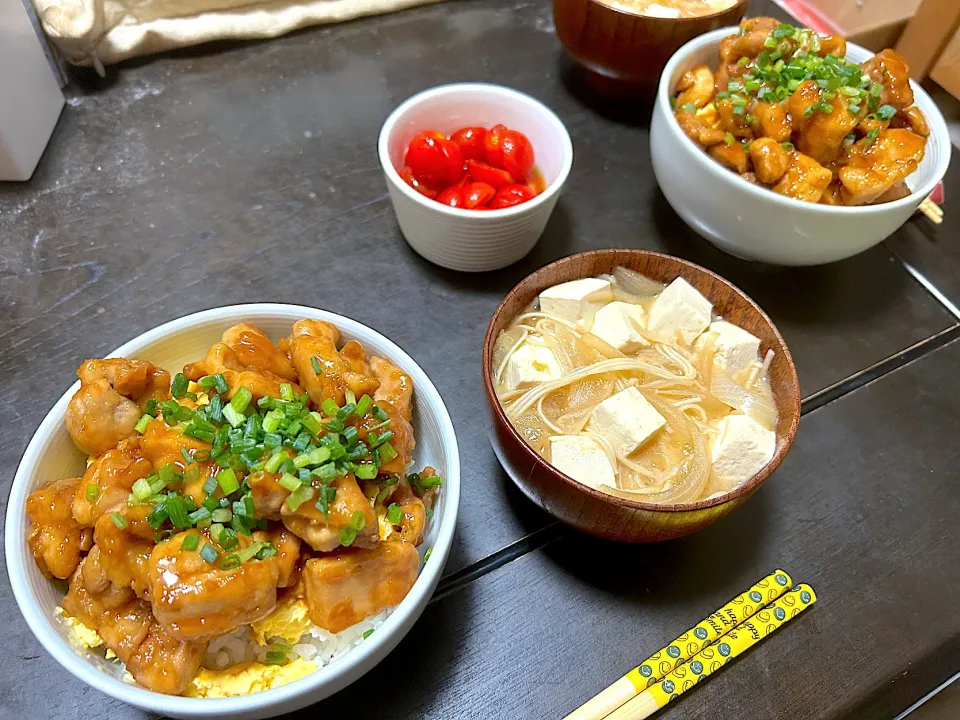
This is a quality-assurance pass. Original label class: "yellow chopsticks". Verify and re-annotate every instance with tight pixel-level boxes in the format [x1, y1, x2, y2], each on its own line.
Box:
[605, 585, 817, 720]
[563, 569, 794, 720]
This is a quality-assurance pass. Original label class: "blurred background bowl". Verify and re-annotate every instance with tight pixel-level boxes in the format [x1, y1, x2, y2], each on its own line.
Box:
[651, 27, 952, 265]
[482, 249, 800, 543]
[6, 304, 460, 719]
[379, 83, 573, 273]
[553, 0, 747, 98]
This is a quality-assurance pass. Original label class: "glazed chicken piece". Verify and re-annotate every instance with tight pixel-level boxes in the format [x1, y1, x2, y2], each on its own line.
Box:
[66, 358, 170, 457]
[839, 129, 926, 205]
[139, 419, 212, 470]
[708, 143, 749, 174]
[125, 621, 207, 696]
[819, 182, 845, 205]
[355, 400, 414, 475]
[94, 504, 156, 597]
[875, 180, 913, 203]
[26, 477, 92, 579]
[220, 323, 299, 383]
[892, 106, 930, 137]
[861, 49, 914, 111]
[72, 440, 153, 526]
[675, 109, 726, 147]
[183, 342, 301, 402]
[303, 541, 419, 633]
[148, 529, 280, 642]
[716, 98, 753, 139]
[281, 474, 378, 552]
[772, 151, 833, 203]
[248, 466, 291, 521]
[253, 526, 302, 588]
[370, 356, 413, 422]
[383, 477, 427, 546]
[675, 66, 715, 109]
[718, 17, 779, 63]
[753, 102, 791, 143]
[749, 138, 791, 185]
[64, 552, 205, 695]
[281, 319, 380, 406]
[786, 80, 820, 134]
[793, 88, 864, 165]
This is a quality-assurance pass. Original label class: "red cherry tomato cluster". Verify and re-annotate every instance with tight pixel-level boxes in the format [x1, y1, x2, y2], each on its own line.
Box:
[399, 124, 543, 210]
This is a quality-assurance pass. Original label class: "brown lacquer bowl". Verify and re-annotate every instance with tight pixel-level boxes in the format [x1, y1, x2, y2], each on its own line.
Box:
[553, 0, 747, 98]
[483, 250, 800, 542]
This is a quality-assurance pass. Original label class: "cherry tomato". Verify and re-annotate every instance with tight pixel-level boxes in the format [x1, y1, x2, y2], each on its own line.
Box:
[449, 127, 487, 162]
[465, 159, 513, 189]
[399, 166, 438, 199]
[404, 131, 463, 188]
[500, 130, 535, 182]
[461, 182, 496, 209]
[436, 187, 464, 208]
[488, 183, 537, 209]
[483, 124, 508, 168]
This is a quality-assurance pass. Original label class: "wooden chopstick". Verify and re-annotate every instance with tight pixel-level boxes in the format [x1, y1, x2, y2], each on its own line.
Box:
[603, 585, 818, 720]
[562, 570, 793, 720]
[918, 196, 943, 224]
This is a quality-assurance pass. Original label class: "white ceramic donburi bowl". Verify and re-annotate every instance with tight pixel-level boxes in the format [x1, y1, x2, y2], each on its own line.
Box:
[5, 304, 461, 720]
[651, 27, 951, 266]
[379, 83, 574, 272]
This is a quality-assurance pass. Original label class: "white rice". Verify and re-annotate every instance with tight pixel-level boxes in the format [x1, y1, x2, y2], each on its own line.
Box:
[203, 608, 393, 671]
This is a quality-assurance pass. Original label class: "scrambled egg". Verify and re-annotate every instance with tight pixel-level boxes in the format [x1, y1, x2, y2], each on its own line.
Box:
[57, 607, 103, 649]
[249, 595, 312, 645]
[184, 658, 317, 698]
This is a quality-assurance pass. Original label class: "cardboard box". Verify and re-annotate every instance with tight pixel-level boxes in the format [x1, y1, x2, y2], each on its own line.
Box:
[773, 0, 920, 51]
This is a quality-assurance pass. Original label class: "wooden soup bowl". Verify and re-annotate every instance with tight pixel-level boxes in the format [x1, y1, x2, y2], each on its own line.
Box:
[482, 250, 800, 542]
[553, 0, 747, 98]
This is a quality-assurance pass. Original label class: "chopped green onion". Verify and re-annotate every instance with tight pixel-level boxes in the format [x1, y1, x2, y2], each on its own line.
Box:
[217, 468, 240, 495]
[200, 544, 218, 564]
[278, 473, 302, 492]
[280, 383, 295, 402]
[264, 651, 286, 665]
[189, 507, 211, 525]
[875, 104, 896, 121]
[355, 463, 378, 480]
[339, 526, 357, 547]
[135, 414, 153, 434]
[109, 512, 128, 529]
[166, 495, 191, 529]
[257, 542, 277, 559]
[310, 355, 323, 374]
[230, 386, 253, 413]
[344, 389, 357, 406]
[182, 533, 200, 551]
[221, 404, 243, 428]
[211, 508, 232, 523]
[301, 412, 322, 436]
[132, 478, 152, 502]
[219, 553, 241, 571]
[147, 504, 169, 528]
[350, 510, 366, 531]
[378, 442, 398, 464]
[220, 527, 239, 551]
[732, 106, 745, 116]
[202, 475, 219, 495]
[424, 548, 433, 563]
[736, 56, 749, 67]
[363, 629, 374, 640]
[262, 451, 285, 475]
[781, 142, 795, 151]
[285, 484, 314, 512]
[772, 23, 795, 40]
[145, 398, 159, 417]
[159, 463, 180, 485]
[85, 483, 98, 502]
[315, 484, 337, 520]
[262, 409, 283, 434]
[865, 127, 880, 146]
[386, 503, 403, 525]
[171, 373, 189, 398]
[371, 405, 388, 422]
[355, 395, 373, 417]
[847, 103, 860, 115]
[763, 35, 776, 48]
[321, 398, 340, 417]
[426, 507, 434, 519]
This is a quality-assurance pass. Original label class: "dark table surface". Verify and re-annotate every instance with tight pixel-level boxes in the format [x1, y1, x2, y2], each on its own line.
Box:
[1, 0, 959, 718]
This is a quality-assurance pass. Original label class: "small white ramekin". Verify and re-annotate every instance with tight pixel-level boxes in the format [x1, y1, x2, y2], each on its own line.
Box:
[378, 83, 573, 272]
[651, 28, 951, 266]
[5, 304, 460, 719]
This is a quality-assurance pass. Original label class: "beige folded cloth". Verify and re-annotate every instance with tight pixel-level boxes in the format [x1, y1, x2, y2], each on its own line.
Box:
[33, 0, 443, 66]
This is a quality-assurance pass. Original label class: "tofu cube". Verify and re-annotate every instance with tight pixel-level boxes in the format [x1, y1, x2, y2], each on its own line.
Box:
[695, 320, 761, 378]
[549, 435, 616, 490]
[539, 278, 613, 325]
[586, 386, 666, 457]
[710, 414, 776, 490]
[588, 301, 648, 353]
[647, 278, 712, 345]
[504, 341, 562, 391]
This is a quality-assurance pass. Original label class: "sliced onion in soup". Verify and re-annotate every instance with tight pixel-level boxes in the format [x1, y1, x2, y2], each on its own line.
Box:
[613, 267, 666, 301]
[709, 368, 777, 431]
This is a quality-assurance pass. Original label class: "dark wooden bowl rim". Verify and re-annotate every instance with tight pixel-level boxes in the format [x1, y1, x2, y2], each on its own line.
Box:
[482, 249, 801, 514]
[580, 0, 749, 23]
